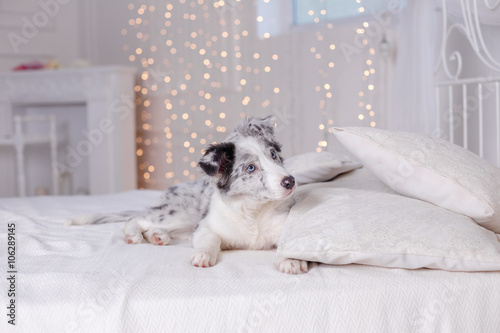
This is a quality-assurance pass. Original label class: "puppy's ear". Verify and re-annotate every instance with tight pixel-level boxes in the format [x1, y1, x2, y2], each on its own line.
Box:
[246, 116, 276, 137]
[199, 142, 235, 177]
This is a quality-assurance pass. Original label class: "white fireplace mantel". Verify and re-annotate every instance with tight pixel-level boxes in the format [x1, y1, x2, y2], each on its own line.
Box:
[0, 66, 137, 195]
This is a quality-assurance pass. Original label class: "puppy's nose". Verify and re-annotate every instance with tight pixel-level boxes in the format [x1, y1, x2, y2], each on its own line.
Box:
[280, 175, 295, 190]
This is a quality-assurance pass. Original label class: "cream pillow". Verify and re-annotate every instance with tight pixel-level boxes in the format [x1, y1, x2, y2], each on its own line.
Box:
[333, 127, 500, 233]
[284, 151, 361, 185]
[278, 188, 500, 272]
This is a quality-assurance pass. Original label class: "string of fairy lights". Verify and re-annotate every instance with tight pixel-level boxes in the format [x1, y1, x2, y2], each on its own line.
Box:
[355, 0, 377, 129]
[123, 0, 379, 189]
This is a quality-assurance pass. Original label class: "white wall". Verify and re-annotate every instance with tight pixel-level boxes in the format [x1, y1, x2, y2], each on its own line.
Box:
[0, 0, 80, 71]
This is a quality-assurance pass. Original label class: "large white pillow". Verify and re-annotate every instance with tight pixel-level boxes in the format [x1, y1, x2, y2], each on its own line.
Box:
[278, 188, 500, 272]
[284, 151, 361, 185]
[332, 127, 500, 233]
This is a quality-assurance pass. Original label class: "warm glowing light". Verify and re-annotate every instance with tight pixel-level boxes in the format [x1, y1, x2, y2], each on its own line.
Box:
[130, 0, 379, 188]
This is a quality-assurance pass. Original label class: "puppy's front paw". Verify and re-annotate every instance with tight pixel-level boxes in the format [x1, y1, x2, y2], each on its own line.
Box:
[278, 259, 308, 274]
[191, 252, 217, 268]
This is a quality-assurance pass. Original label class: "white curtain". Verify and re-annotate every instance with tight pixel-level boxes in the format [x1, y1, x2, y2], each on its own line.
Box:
[388, 0, 441, 135]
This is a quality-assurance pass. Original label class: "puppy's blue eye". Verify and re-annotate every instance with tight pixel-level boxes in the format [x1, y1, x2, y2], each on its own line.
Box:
[246, 164, 256, 173]
[271, 150, 277, 160]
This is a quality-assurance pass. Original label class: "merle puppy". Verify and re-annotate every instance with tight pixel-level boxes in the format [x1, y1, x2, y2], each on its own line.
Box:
[68, 116, 308, 274]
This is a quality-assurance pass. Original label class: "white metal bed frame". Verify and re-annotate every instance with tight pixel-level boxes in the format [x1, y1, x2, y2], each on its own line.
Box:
[435, 0, 500, 167]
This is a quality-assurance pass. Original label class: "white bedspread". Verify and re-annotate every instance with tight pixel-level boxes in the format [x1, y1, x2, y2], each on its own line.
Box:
[1, 185, 500, 332]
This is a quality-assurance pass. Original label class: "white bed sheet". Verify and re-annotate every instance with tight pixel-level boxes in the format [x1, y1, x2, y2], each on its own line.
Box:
[1, 171, 500, 332]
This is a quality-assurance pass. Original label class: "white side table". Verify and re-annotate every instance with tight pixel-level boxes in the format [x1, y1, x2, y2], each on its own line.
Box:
[0, 66, 137, 195]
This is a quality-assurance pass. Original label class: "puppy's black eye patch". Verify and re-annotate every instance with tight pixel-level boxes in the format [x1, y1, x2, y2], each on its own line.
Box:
[199, 142, 235, 177]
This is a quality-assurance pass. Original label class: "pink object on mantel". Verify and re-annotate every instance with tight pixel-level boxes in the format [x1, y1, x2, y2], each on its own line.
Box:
[13, 61, 45, 71]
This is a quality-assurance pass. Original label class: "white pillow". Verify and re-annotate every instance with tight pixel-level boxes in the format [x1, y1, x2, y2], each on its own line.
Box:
[284, 151, 361, 185]
[278, 188, 500, 272]
[333, 127, 500, 233]
[297, 167, 396, 194]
